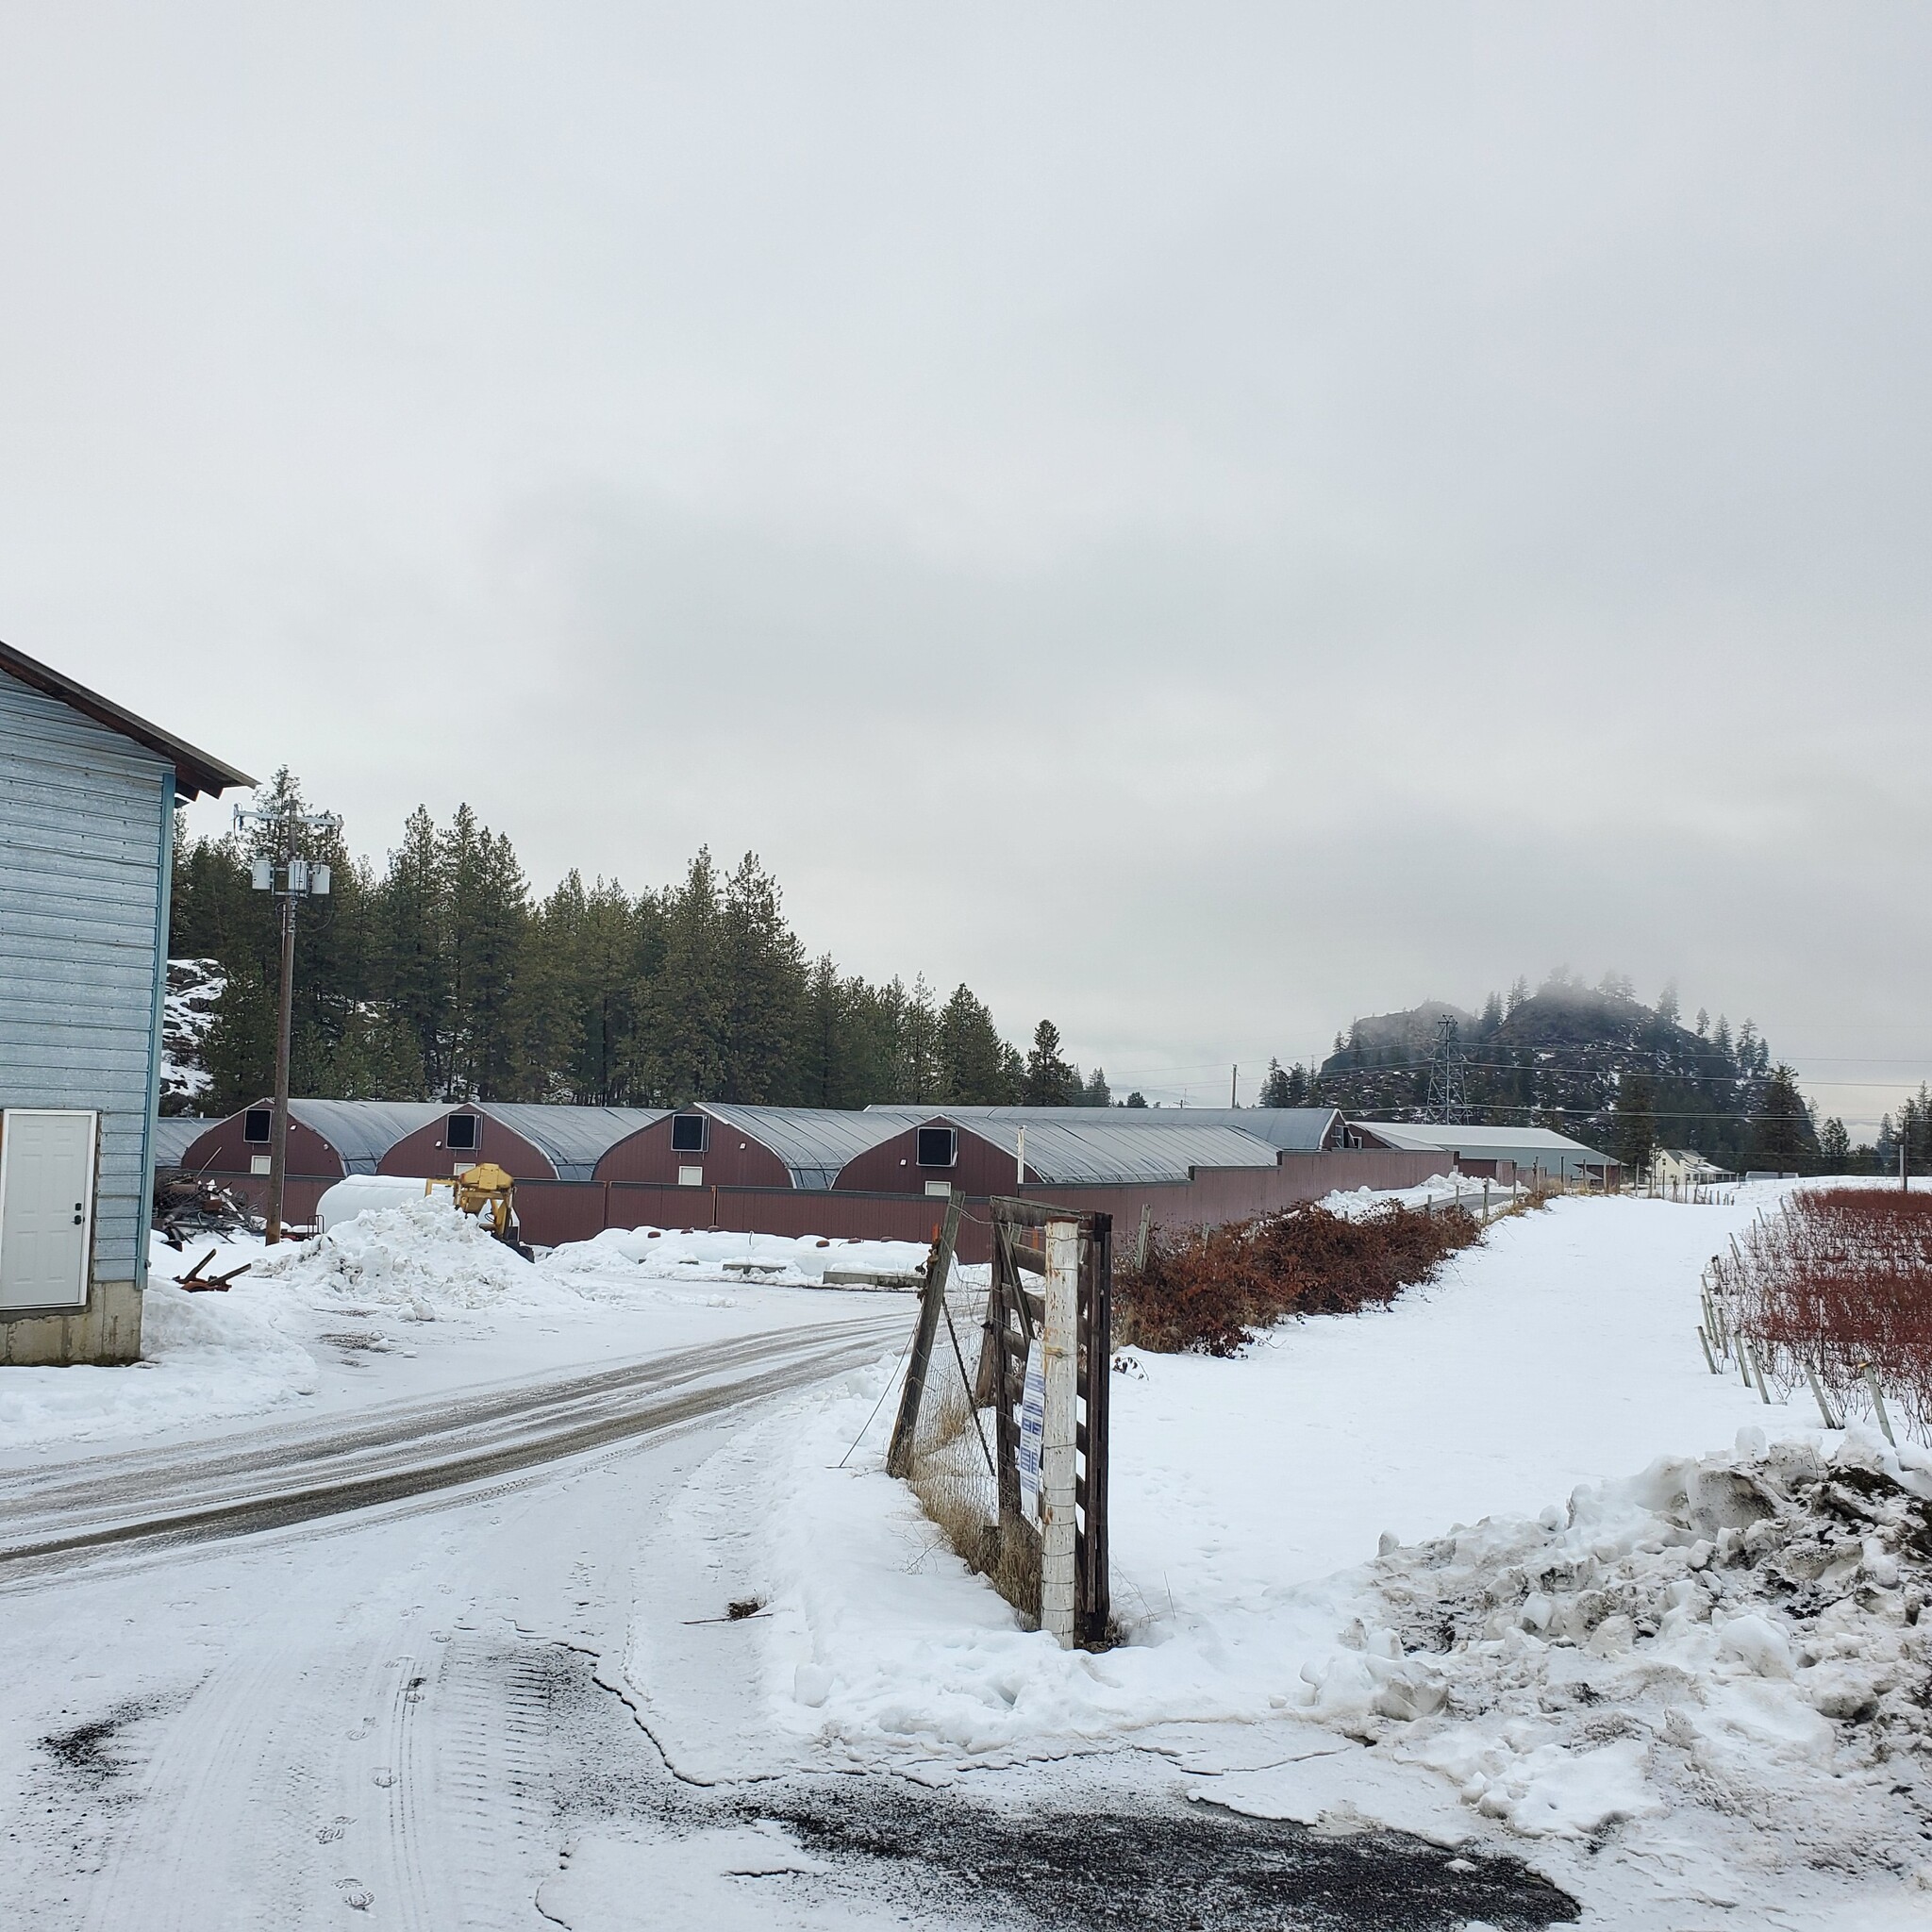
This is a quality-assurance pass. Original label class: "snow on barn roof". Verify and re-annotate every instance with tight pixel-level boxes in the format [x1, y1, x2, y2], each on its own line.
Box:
[904, 1104, 1342, 1154]
[698, 1104, 910, 1190]
[469, 1104, 667, 1180]
[284, 1100, 449, 1173]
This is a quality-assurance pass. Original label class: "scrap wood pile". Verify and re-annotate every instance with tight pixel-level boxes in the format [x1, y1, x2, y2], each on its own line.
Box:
[153, 1169, 253, 1247]
[1115, 1200, 1482, 1357]
[1711, 1187, 1932, 1443]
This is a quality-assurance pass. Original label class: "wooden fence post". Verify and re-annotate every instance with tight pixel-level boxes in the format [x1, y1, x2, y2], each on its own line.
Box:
[1040, 1217, 1080, 1648]
[886, 1191, 962, 1479]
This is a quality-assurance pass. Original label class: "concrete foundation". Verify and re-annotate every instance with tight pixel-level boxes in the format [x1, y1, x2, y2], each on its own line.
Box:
[0, 1279, 143, 1365]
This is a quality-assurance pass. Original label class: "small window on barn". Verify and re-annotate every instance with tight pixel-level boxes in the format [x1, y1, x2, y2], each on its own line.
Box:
[244, 1108, 273, 1144]
[916, 1126, 957, 1169]
[671, 1113, 708, 1154]
[447, 1113, 479, 1151]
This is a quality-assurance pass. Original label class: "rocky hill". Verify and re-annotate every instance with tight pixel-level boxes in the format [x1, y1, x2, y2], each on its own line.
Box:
[1314, 974, 1813, 1170]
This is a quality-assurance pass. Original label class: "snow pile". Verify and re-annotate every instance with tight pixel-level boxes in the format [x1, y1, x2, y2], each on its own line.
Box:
[254, 1192, 559, 1316]
[0, 1279, 318, 1451]
[1305, 1426, 1932, 1849]
[1318, 1173, 1514, 1220]
[543, 1226, 934, 1294]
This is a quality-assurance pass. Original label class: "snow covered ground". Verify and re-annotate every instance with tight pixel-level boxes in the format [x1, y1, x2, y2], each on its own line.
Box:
[6, 1181, 1929, 1928]
[634, 1184, 1932, 1926]
[0, 1201, 929, 1458]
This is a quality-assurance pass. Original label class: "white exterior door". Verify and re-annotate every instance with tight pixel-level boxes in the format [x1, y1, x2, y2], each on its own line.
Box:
[0, 1109, 97, 1311]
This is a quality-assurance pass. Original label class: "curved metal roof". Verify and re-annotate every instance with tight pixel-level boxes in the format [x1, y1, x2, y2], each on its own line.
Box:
[472, 1104, 668, 1180]
[285, 1100, 448, 1174]
[898, 1104, 1342, 1154]
[963, 1117, 1281, 1186]
[150, 1118, 211, 1170]
[699, 1104, 908, 1190]
[868, 1108, 1282, 1186]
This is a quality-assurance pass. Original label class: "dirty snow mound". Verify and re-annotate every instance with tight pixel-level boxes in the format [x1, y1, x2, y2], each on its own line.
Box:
[255, 1193, 556, 1315]
[1301, 1427, 1932, 1858]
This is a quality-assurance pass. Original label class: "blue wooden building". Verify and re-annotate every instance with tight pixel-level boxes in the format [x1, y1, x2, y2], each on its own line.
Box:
[0, 641, 250, 1365]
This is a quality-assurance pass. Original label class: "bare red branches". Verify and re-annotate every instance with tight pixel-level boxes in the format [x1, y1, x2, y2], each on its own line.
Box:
[1712, 1188, 1932, 1441]
[1115, 1201, 1483, 1356]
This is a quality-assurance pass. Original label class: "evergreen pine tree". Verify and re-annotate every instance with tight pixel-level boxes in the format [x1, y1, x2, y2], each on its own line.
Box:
[938, 985, 1014, 1104]
[1258, 1058, 1291, 1108]
[1024, 1021, 1078, 1106]
[1755, 1064, 1814, 1167]
[1611, 1073, 1657, 1173]
[716, 852, 807, 1103]
[643, 849, 729, 1104]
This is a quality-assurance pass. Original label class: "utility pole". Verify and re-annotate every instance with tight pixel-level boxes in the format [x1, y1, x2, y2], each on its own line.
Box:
[1229, 1063, 1238, 1108]
[237, 798, 340, 1242]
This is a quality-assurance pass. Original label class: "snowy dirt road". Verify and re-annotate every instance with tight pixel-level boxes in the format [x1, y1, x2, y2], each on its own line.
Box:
[0, 1307, 1573, 1932]
[0, 1319, 937, 1931]
[0, 1319, 901, 1573]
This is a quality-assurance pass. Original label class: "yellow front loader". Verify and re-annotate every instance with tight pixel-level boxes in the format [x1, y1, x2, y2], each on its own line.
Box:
[426, 1162, 531, 1257]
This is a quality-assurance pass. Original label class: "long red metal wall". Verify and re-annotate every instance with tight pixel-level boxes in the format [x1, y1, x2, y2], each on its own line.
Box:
[510, 1148, 1453, 1260]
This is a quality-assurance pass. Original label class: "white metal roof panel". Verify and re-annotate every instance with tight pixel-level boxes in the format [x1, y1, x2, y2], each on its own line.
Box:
[1351, 1121, 1612, 1164]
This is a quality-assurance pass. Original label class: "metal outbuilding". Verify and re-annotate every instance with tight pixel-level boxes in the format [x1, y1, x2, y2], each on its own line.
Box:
[1347, 1120, 1617, 1184]
[897, 1104, 1345, 1154]
[378, 1103, 668, 1182]
[858, 1107, 1284, 1189]
[0, 640, 251, 1364]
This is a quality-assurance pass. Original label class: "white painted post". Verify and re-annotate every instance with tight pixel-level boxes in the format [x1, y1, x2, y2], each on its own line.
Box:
[1016, 1125, 1026, 1191]
[1040, 1218, 1080, 1648]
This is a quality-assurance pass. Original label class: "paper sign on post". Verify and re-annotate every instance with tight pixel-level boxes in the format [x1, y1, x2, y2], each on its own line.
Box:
[1017, 1342, 1046, 1521]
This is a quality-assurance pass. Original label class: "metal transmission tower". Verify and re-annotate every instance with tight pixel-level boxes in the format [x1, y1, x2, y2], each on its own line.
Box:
[1425, 1015, 1469, 1125]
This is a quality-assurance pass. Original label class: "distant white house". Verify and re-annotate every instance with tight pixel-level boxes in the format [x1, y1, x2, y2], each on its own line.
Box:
[1653, 1148, 1733, 1188]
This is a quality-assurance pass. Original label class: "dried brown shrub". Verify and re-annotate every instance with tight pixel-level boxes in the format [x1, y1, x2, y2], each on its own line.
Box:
[1717, 1186, 1932, 1440]
[1115, 1201, 1484, 1357]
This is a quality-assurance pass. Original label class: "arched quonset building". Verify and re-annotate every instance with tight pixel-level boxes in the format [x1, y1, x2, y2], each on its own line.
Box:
[377, 1104, 667, 1183]
[179, 1101, 448, 1226]
[172, 1097, 1456, 1257]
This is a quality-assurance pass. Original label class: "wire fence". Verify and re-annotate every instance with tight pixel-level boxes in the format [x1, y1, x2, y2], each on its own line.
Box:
[1705, 1186, 1932, 1443]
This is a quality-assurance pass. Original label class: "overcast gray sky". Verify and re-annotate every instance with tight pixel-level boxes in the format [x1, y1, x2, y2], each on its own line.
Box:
[5, 6, 1929, 1126]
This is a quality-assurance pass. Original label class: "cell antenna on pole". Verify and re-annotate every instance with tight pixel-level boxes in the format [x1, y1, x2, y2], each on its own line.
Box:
[1426, 1015, 1469, 1125]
